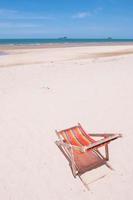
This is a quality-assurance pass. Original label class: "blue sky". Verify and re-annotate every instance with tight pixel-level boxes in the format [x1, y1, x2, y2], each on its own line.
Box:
[0, 0, 133, 38]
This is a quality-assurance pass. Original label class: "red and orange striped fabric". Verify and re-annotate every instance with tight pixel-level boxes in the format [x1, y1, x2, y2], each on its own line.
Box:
[59, 126, 95, 147]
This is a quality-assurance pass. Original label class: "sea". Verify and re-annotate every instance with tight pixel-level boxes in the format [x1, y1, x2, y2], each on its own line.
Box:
[0, 38, 133, 46]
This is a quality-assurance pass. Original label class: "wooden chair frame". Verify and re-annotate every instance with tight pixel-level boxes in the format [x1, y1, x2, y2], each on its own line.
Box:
[55, 123, 122, 189]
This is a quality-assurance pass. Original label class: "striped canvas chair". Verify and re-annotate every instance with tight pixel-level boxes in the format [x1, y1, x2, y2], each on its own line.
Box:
[55, 123, 122, 189]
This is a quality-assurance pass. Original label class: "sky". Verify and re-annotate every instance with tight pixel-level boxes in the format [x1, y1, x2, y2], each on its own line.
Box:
[0, 0, 133, 38]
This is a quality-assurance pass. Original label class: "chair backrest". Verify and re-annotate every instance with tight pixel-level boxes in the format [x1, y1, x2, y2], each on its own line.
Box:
[57, 124, 95, 147]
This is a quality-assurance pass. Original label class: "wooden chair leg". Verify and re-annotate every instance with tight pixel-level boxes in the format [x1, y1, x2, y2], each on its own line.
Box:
[96, 143, 109, 161]
[78, 175, 90, 191]
[55, 141, 78, 177]
[94, 147, 114, 170]
[104, 144, 114, 170]
[105, 144, 109, 161]
[71, 165, 77, 178]
[105, 162, 114, 170]
[70, 147, 78, 178]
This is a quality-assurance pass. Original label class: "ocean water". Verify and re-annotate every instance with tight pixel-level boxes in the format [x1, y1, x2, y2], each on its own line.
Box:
[0, 38, 133, 46]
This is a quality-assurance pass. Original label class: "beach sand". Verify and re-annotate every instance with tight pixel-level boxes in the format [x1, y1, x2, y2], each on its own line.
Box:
[0, 44, 133, 199]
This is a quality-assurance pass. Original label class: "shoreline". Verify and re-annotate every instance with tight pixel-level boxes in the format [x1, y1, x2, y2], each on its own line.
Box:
[0, 44, 133, 68]
[0, 41, 133, 51]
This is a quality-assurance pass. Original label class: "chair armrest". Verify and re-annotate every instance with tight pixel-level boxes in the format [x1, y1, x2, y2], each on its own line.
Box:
[89, 133, 115, 137]
[84, 134, 122, 151]
[88, 133, 122, 137]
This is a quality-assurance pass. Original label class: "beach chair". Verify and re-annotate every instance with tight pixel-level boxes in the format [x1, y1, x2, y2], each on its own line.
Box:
[55, 123, 122, 189]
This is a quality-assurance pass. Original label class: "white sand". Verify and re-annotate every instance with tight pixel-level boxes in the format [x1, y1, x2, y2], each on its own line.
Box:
[0, 45, 133, 199]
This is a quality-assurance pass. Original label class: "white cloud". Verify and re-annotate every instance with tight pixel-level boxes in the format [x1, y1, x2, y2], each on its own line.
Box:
[0, 8, 54, 33]
[94, 7, 103, 14]
[0, 8, 54, 20]
[72, 7, 103, 19]
[0, 22, 43, 28]
[0, 9, 17, 15]
[72, 11, 91, 19]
